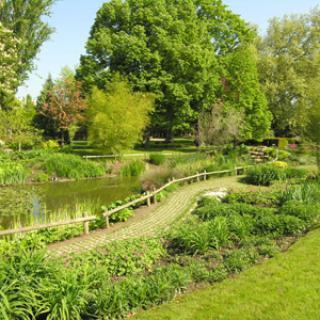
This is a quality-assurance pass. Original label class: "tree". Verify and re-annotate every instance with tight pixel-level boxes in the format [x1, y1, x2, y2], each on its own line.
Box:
[0, 0, 55, 85]
[34, 74, 57, 139]
[258, 7, 320, 136]
[86, 80, 154, 154]
[0, 22, 20, 109]
[218, 44, 272, 140]
[77, 0, 256, 141]
[198, 101, 244, 146]
[36, 68, 86, 144]
[0, 100, 41, 151]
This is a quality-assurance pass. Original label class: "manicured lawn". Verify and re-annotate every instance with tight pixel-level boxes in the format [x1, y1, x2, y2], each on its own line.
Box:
[134, 227, 320, 320]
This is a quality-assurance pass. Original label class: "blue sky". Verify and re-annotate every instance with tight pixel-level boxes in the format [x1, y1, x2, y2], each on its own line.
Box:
[18, 0, 320, 98]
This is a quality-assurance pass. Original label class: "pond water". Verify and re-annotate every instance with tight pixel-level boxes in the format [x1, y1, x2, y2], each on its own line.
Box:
[0, 176, 141, 230]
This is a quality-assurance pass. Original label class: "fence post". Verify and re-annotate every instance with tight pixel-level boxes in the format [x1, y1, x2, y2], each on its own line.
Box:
[105, 212, 110, 229]
[204, 170, 207, 180]
[153, 189, 157, 204]
[197, 172, 200, 182]
[146, 191, 151, 207]
[83, 221, 90, 235]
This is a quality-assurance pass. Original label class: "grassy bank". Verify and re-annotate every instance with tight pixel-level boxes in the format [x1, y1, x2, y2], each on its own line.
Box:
[134, 227, 320, 320]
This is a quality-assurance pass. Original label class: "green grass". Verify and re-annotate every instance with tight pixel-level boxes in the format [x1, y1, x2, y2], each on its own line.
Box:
[134, 227, 320, 320]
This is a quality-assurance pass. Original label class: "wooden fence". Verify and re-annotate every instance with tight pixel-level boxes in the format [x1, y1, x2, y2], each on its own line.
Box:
[0, 167, 246, 237]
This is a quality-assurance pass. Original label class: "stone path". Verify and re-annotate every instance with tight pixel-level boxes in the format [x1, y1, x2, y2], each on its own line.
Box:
[49, 176, 247, 256]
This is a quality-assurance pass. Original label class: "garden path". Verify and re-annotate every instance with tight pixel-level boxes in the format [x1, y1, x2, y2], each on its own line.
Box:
[48, 176, 256, 257]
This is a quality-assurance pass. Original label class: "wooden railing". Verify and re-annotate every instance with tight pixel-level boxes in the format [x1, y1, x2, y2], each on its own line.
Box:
[0, 167, 246, 237]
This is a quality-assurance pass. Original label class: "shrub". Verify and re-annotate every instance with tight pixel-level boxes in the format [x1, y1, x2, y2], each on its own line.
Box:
[149, 153, 166, 165]
[244, 165, 284, 186]
[42, 140, 59, 150]
[223, 247, 258, 273]
[43, 153, 105, 179]
[272, 161, 288, 168]
[120, 160, 145, 177]
[284, 167, 308, 179]
[78, 238, 165, 277]
[279, 201, 320, 224]
[110, 208, 134, 222]
[0, 163, 28, 185]
[224, 191, 280, 207]
[278, 215, 306, 236]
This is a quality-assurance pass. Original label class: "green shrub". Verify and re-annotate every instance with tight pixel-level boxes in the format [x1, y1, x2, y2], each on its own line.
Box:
[278, 215, 306, 236]
[120, 160, 145, 177]
[43, 153, 105, 179]
[0, 163, 28, 185]
[223, 247, 259, 273]
[244, 165, 284, 186]
[224, 192, 280, 207]
[285, 167, 308, 179]
[149, 153, 166, 165]
[78, 238, 165, 277]
[280, 201, 320, 224]
[34, 172, 50, 183]
[110, 208, 134, 222]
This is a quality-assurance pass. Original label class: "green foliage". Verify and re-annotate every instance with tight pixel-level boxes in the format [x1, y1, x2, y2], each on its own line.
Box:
[120, 160, 145, 177]
[245, 165, 284, 186]
[79, 238, 165, 277]
[86, 81, 154, 154]
[258, 8, 320, 136]
[223, 247, 258, 273]
[224, 191, 280, 207]
[77, 0, 264, 139]
[244, 165, 308, 186]
[0, 0, 55, 86]
[110, 208, 134, 222]
[0, 163, 28, 185]
[43, 153, 105, 179]
[149, 153, 166, 166]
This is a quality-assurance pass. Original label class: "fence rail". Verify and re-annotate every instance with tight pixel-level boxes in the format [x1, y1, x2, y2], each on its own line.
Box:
[0, 166, 247, 237]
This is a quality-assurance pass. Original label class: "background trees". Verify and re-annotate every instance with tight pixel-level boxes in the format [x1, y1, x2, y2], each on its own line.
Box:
[77, 0, 270, 142]
[258, 7, 320, 137]
[86, 80, 154, 154]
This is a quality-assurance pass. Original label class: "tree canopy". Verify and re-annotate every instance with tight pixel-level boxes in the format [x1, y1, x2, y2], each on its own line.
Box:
[0, 0, 55, 86]
[77, 0, 269, 141]
[86, 79, 154, 153]
[258, 7, 320, 136]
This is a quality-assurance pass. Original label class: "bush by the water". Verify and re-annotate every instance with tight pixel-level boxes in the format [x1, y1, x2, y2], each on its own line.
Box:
[120, 160, 145, 177]
[149, 153, 166, 165]
[43, 153, 105, 179]
[0, 163, 28, 185]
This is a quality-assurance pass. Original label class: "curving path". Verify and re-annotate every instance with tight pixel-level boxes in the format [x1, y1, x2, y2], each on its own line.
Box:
[49, 176, 254, 257]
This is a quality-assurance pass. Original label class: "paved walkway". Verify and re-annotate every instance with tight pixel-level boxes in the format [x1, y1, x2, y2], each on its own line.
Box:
[49, 176, 247, 256]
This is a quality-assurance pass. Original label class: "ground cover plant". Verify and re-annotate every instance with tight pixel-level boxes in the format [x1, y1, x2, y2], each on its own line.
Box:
[1, 176, 320, 319]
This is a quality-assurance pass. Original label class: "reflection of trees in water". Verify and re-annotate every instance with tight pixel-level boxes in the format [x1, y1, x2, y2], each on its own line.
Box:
[0, 188, 39, 229]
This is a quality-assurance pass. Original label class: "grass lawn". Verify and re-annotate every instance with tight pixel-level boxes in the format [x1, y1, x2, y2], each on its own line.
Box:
[134, 227, 320, 320]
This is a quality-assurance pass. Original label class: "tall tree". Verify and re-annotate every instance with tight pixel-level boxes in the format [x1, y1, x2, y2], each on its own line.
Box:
[86, 79, 154, 154]
[34, 74, 57, 139]
[0, 22, 20, 109]
[0, 0, 55, 86]
[258, 7, 320, 136]
[218, 44, 272, 140]
[77, 0, 262, 141]
[36, 68, 86, 144]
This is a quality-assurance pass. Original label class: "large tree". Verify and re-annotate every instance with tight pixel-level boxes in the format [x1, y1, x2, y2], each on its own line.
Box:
[0, 0, 55, 86]
[77, 0, 268, 141]
[258, 7, 320, 136]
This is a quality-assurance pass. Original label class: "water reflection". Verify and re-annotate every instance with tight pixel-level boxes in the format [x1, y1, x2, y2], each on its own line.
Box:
[0, 176, 140, 229]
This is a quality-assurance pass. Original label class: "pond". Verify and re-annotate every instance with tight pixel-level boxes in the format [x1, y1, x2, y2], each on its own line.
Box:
[0, 176, 141, 230]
